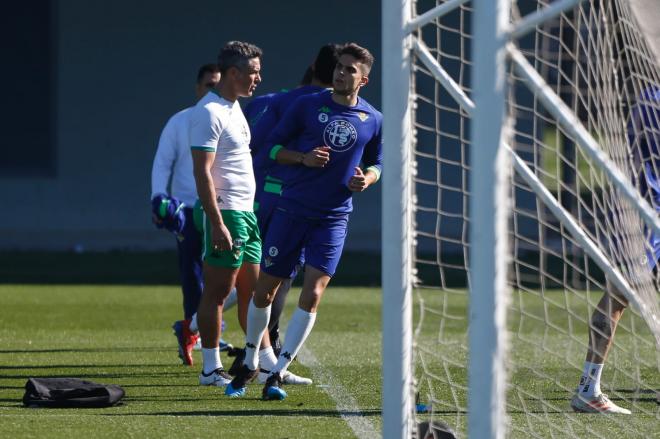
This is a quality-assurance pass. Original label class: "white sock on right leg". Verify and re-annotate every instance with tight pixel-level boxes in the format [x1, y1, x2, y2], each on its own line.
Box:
[244, 300, 271, 371]
[272, 307, 316, 374]
[578, 361, 604, 398]
[202, 347, 221, 375]
[258, 346, 278, 371]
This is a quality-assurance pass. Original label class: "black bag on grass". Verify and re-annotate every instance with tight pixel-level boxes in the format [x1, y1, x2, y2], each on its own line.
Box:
[23, 377, 125, 408]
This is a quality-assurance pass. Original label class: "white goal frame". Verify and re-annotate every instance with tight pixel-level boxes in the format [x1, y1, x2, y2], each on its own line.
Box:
[381, 0, 660, 438]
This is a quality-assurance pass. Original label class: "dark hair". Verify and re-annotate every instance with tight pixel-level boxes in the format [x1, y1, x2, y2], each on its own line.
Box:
[313, 43, 340, 84]
[196, 63, 220, 83]
[299, 66, 314, 86]
[217, 41, 263, 74]
[339, 43, 374, 73]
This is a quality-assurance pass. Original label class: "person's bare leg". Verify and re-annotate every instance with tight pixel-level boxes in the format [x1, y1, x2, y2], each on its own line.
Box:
[571, 282, 631, 414]
[197, 263, 238, 383]
[198, 264, 238, 349]
[585, 290, 628, 364]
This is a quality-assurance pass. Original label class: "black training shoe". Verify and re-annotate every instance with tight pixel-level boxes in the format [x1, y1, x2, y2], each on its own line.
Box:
[262, 372, 287, 401]
[227, 348, 246, 376]
[224, 364, 258, 398]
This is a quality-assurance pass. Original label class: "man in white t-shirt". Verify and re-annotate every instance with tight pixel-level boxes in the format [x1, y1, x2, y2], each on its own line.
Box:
[151, 64, 221, 366]
[190, 41, 269, 386]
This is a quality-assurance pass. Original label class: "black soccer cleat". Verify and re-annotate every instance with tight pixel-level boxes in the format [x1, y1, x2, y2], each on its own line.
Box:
[262, 372, 287, 401]
[224, 364, 258, 398]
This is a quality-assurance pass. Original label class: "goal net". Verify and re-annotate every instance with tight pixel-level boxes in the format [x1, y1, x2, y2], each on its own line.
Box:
[403, 0, 660, 437]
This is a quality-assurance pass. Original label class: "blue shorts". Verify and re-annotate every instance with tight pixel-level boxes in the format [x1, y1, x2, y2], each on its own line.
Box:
[261, 208, 348, 278]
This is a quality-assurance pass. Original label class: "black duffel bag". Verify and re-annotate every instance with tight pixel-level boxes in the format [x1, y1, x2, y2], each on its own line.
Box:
[23, 377, 125, 408]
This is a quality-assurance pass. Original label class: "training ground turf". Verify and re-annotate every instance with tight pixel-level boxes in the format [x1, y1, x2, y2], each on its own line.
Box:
[0, 284, 658, 438]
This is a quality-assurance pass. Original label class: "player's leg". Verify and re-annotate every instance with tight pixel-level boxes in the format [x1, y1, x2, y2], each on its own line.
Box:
[571, 282, 630, 414]
[267, 254, 304, 355]
[172, 207, 203, 366]
[262, 216, 347, 400]
[197, 263, 238, 386]
[197, 209, 248, 387]
[261, 266, 329, 400]
[226, 208, 303, 397]
[267, 278, 290, 354]
[225, 271, 283, 397]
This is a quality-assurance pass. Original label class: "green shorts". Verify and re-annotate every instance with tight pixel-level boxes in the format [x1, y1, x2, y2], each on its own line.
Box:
[200, 208, 262, 268]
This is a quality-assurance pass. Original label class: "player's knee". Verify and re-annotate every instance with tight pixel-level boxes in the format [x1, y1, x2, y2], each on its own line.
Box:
[254, 291, 274, 308]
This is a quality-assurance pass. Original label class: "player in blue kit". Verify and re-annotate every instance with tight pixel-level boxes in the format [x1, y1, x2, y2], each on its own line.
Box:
[571, 86, 660, 414]
[226, 43, 382, 399]
[249, 44, 340, 373]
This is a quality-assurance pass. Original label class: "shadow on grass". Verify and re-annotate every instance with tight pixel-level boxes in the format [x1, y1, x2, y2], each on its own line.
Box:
[0, 372, 190, 380]
[102, 408, 382, 418]
[0, 347, 169, 354]
[0, 364, 179, 370]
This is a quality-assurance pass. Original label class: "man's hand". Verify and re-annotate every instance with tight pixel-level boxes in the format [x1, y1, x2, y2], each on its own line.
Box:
[211, 223, 233, 253]
[348, 167, 369, 192]
[302, 146, 331, 167]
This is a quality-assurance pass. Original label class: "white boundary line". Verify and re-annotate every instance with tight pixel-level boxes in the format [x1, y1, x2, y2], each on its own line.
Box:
[296, 345, 380, 439]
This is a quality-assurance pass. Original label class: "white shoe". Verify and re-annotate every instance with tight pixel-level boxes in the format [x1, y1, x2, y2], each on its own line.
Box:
[199, 368, 232, 387]
[258, 370, 313, 385]
[570, 393, 631, 414]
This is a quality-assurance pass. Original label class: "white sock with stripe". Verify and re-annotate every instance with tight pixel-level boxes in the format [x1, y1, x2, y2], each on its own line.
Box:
[244, 300, 271, 371]
[578, 361, 604, 398]
[258, 346, 278, 371]
[272, 307, 316, 375]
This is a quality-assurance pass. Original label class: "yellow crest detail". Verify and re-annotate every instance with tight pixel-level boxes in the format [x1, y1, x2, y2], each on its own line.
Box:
[358, 112, 369, 122]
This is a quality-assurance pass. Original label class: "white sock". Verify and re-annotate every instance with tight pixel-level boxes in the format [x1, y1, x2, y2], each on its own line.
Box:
[244, 300, 271, 371]
[202, 347, 222, 375]
[272, 307, 316, 374]
[578, 361, 604, 397]
[258, 346, 278, 371]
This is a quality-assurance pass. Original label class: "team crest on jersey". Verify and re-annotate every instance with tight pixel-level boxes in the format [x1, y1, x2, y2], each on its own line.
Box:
[323, 119, 358, 152]
[357, 112, 369, 122]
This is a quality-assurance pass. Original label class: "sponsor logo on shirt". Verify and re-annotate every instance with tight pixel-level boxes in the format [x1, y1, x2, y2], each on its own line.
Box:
[323, 119, 358, 152]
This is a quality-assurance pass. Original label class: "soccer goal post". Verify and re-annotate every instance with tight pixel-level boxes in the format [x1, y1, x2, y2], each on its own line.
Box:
[381, 0, 660, 438]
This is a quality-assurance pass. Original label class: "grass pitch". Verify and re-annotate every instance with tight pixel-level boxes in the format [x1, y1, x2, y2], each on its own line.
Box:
[0, 284, 658, 438]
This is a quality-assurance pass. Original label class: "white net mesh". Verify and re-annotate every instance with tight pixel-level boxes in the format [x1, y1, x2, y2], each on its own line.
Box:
[411, 0, 660, 437]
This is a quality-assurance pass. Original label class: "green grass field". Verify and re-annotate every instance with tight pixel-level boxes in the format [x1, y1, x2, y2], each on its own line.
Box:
[0, 284, 658, 438]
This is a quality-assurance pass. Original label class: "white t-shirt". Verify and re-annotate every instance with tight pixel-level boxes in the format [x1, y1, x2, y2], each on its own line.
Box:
[151, 107, 198, 206]
[189, 90, 255, 211]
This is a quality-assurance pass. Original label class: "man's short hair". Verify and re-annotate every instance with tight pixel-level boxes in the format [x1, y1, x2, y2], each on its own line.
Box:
[196, 63, 220, 83]
[313, 43, 341, 84]
[339, 43, 374, 73]
[217, 41, 263, 74]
